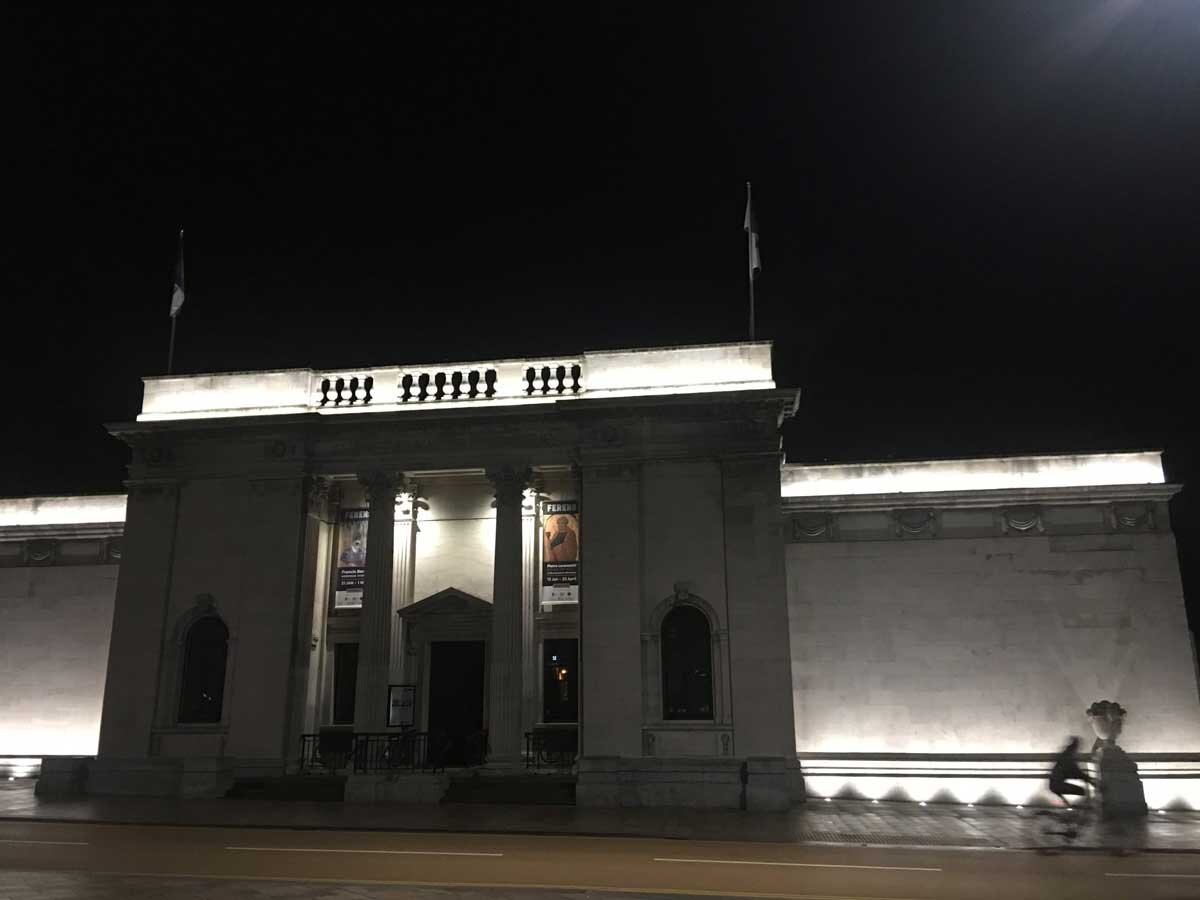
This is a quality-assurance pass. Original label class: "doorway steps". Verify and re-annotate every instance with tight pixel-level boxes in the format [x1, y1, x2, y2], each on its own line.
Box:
[227, 774, 347, 801]
[442, 771, 576, 805]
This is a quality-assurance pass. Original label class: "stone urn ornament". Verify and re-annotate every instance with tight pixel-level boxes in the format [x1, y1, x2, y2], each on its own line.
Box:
[1085, 700, 1147, 820]
[1087, 699, 1126, 749]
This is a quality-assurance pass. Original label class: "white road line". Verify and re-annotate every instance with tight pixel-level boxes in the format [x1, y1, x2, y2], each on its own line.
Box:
[0, 839, 89, 846]
[225, 846, 502, 857]
[653, 857, 941, 873]
[1105, 872, 1200, 879]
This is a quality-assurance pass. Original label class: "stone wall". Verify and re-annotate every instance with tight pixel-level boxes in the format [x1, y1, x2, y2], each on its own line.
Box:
[0, 564, 118, 755]
[786, 506, 1200, 755]
[412, 475, 496, 604]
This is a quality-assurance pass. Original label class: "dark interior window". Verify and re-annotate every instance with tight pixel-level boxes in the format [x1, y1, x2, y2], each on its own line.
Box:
[333, 642, 359, 725]
[661, 605, 713, 720]
[177, 616, 229, 724]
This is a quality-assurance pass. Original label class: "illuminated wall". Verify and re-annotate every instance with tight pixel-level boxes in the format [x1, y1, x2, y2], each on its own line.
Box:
[788, 529, 1200, 754]
[0, 566, 117, 757]
[783, 453, 1200, 807]
[0, 495, 124, 761]
[411, 475, 497, 604]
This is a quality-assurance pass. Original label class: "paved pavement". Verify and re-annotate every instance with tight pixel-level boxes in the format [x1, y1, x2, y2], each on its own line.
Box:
[3, 819, 1200, 900]
[4, 778, 1200, 853]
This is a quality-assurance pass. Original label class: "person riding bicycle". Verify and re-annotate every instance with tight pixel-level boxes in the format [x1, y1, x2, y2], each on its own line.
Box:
[1048, 736, 1095, 807]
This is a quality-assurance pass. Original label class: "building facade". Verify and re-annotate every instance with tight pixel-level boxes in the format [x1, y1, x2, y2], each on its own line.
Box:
[4, 341, 1199, 809]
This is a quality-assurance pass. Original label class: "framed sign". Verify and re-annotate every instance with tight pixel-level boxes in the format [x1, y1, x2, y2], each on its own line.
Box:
[387, 683, 416, 728]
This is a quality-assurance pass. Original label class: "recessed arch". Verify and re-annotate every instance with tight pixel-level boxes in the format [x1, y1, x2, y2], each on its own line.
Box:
[177, 615, 229, 724]
[660, 604, 714, 721]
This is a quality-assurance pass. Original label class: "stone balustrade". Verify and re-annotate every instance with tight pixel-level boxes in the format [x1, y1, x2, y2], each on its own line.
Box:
[137, 342, 776, 422]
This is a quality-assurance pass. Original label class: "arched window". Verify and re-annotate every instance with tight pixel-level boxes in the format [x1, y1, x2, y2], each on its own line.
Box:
[178, 616, 229, 724]
[661, 605, 713, 720]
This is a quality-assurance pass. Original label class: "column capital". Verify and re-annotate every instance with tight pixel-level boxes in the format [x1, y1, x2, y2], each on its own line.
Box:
[487, 465, 532, 507]
[359, 470, 405, 505]
[306, 476, 339, 523]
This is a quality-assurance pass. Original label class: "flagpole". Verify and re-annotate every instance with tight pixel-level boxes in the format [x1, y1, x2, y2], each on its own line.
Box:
[746, 181, 755, 341]
[167, 315, 178, 374]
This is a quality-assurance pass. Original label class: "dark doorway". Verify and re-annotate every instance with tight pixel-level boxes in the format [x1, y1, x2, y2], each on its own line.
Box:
[542, 638, 578, 723]
[332, 642, 358, 725]
[427, 640, 485, 765]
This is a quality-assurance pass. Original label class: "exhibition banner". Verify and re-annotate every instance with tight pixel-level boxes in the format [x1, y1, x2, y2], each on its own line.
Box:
[334, 508, 369, 609]
[541, 500, 580, 604]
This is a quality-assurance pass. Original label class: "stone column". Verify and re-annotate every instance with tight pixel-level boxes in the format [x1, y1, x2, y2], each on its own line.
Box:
[487, 465, 531, 766]
[521, 488, 539, 736]
[354, 470, 402, 733]
[389, 490, 415, 684]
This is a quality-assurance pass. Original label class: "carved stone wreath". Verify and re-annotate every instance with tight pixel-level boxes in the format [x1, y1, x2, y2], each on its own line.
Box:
[1001, 506, 1044, 535]
[892, 509, 937, 538]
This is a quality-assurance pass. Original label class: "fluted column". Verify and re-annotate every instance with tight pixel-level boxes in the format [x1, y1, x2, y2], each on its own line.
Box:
[389, 490, 415, 684]
[521, 488, 539, 736]
[487, 465, 531, 765]
[354, 470, 402, 733]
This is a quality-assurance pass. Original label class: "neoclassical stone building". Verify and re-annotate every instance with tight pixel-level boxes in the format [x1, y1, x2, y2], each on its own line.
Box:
[4, 341, 1199, 809]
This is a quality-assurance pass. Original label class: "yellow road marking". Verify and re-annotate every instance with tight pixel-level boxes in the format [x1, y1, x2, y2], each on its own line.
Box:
[655, 857, 941, 872]
[1105, 872, 1200, 879]
[87, 870, 935, 900]
[225, 845, 502, 856]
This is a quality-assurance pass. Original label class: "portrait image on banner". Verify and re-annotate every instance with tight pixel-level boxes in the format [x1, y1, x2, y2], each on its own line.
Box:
[541, 500, 580, 604]
[334, 508, 369, 609]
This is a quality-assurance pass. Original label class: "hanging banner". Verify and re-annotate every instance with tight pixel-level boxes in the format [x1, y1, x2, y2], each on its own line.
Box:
[334, 508, 369, 609]
[541, 500, 580, 605]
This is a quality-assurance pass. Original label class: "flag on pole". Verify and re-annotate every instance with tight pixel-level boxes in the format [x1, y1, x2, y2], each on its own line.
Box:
[743, 187, 761, 280]
[170, 228, 185, 318]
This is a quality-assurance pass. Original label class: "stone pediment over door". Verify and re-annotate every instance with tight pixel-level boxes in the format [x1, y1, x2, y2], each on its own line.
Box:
[398, 586, 492, 620]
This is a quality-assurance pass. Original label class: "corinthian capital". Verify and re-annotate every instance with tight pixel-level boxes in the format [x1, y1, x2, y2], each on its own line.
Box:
[359, 470, 404, 506]
[487, 465, 532, 507]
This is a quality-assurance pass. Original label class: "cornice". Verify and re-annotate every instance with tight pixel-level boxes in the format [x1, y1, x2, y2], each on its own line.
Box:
[782, 482, 1181, 513]
[0, 522, 125, 541]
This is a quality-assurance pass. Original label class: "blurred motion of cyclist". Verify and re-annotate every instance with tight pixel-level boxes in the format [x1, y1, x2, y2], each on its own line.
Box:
[1049, 735, 1094, 807]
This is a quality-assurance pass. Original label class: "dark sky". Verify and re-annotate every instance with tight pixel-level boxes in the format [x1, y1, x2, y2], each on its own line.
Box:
[5, 3, 1198, 619]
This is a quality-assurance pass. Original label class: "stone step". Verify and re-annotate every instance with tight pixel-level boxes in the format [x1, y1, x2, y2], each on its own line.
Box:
[442, 774, 576, 805]
[228, 775, 347, 802]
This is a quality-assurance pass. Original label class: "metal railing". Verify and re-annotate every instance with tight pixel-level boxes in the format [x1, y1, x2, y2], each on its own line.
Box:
[299, 729, 489, 773]
[299, 730, 441, 773]
[351, 732, 444, 773]
[525, 727, 578, 769]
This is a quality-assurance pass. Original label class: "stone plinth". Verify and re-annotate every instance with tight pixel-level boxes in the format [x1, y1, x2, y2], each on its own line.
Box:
[344, 772, 449, 804]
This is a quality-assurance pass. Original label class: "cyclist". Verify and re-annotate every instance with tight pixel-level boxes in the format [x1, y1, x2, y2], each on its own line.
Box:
[1049, 736, 1095, 808]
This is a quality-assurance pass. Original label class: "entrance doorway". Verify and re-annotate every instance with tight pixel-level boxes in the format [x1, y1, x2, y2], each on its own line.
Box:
[427, 640, 485, 765]
[542, 638, 578, 723]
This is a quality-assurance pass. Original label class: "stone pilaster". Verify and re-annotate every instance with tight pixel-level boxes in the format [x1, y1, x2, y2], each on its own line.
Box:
[487, 465, 531, 765]
[354, 470, 402, 733]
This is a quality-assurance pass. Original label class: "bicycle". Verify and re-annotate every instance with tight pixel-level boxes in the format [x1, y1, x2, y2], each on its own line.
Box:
[1034, 785, 1094, 851]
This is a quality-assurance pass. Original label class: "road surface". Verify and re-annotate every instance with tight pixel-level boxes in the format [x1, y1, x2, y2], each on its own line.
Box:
[2, 819, 1199, 898]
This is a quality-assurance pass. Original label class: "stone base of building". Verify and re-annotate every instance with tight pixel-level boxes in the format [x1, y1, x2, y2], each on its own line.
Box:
[576, 756, 804, 810]
[58, 756, 236, 798]
[344, 772, 450, 804]
[798, 752, 1200, 811]
[34, 757, 91, 796]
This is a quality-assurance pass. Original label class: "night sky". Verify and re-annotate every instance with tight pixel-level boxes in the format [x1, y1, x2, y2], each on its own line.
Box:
[5, 4, 1198, 623]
